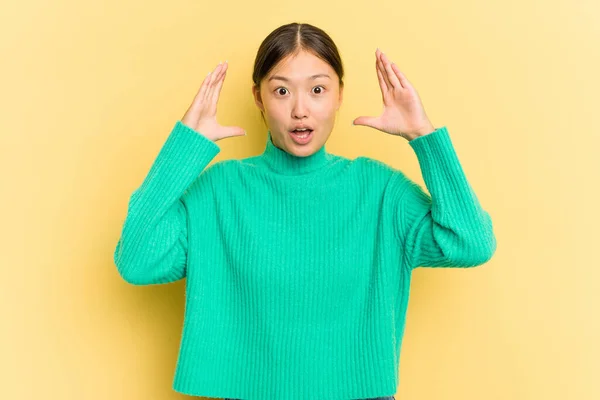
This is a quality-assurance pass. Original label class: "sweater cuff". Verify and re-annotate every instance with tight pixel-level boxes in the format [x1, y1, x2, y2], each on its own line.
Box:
[407, 125, 451, 151]
[135, 120, 221, 207]
[167, 120, 221, 166]
[406, 126, 475, 215]
[407, 126, 464, 180]
[156, 120, 221, 179]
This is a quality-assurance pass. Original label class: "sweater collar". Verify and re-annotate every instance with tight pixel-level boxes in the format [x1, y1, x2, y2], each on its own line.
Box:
[260, 130, 332, 175]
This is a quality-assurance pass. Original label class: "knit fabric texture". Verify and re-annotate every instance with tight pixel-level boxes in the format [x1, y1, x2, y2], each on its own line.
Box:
[113, 120, 497, 399]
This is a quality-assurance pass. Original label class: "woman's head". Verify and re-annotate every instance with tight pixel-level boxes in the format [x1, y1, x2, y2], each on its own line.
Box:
[251, 22, 344, 157]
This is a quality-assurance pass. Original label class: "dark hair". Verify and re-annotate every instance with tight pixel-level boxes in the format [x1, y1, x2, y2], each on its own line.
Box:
[252, 22, 344, 125]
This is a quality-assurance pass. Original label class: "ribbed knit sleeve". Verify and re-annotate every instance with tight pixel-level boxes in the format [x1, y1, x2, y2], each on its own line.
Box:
[113, 121, 220, 285]
[397, 126, 496, 269]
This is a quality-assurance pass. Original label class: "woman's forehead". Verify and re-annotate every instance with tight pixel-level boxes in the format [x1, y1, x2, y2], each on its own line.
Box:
[267, 53, 335, 83]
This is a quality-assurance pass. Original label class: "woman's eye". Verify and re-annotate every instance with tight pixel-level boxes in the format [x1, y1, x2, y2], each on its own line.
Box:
[275, 86, 325, 96]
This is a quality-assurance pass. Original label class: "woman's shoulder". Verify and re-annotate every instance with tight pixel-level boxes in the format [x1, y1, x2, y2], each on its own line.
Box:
[183, 159, 235, 198]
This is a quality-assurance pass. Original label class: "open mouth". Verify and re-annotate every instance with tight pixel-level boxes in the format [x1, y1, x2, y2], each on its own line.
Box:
[290, 129, 313, 138]
[289, 128, 314, 144]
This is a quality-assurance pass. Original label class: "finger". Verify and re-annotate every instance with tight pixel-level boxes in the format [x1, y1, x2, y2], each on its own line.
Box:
[198, 71, 212, 101]
[376, 63, 390, 104]
[375, 53, 388, 93]
[186, 71, 212, 121]
[210, 62, 227, 112]
[380, 51, 401, 90]
[223, 125, 246, 138]
[353, 115, 383, 131]
[214, 60, 227, 82]
[204, 62, 223, 104]
[390, 63, 410, 89]
[209, 62, 227, 113]
[376, 49, 392, 91]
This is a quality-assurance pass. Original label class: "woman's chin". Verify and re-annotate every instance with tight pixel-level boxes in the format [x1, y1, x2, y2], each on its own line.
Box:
[287, 141, 316, 157]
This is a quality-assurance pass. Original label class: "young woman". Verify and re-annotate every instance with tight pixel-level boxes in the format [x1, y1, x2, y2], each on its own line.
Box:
[114, 22, 496, 400]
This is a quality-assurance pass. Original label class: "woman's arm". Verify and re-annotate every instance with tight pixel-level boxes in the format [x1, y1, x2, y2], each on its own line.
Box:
[352, 49, 496, 270]
[113, 121, 220, 285]
[114, 60, 244, 285]
[395, 126, 497, 270]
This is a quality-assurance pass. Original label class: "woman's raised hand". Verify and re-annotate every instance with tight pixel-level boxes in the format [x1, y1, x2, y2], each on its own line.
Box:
[352, 49, 435, 141]
[181, 61, 246, 142]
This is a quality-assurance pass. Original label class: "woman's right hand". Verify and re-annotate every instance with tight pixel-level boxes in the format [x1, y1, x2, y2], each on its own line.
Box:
[181, 61, 246, 142]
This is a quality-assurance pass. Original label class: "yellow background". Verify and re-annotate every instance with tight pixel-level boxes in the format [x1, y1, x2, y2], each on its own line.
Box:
[2, 0, 598, 399]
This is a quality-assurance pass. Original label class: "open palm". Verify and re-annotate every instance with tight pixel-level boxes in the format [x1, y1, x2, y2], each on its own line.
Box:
[352, 49, 435, 141]
[181, 61, 246, 142]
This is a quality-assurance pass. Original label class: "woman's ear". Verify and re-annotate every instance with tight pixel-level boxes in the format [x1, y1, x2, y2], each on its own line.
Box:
[252, 85, 265, 112]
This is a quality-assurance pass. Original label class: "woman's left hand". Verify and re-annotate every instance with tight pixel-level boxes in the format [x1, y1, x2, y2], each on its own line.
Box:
[352, 48, 436, 141]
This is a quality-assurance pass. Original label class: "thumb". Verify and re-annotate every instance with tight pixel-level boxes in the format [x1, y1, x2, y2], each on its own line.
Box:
[222, 126, 247, 138]
[352, 116, 382, 130]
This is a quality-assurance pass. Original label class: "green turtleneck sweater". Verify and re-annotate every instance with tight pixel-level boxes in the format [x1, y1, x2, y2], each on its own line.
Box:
[113, 120, 496, 400]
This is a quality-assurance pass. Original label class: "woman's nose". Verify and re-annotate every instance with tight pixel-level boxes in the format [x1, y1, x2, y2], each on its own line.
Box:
[291, 96, 308, 118]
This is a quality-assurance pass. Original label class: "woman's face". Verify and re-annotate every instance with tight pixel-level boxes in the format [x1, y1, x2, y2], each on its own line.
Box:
[252, 50, 343, 157]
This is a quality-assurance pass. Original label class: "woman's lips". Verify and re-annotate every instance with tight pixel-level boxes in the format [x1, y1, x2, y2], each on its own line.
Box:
[289, 129, 314, 144]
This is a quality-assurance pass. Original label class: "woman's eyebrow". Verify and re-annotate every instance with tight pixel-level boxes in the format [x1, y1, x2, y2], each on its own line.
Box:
[268, 74, 331, 82]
